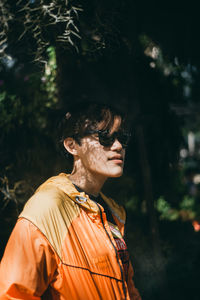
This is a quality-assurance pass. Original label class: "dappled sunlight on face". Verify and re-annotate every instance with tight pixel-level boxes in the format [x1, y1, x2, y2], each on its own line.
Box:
[75, 118, 126, 181]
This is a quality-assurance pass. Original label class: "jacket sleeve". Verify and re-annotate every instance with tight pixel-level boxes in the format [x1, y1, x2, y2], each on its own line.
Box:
[127, 261, 142, 300]
[0, 218, 58, 299]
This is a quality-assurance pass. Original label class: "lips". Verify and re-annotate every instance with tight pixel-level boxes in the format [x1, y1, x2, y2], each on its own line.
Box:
[108, 155, 123, 161]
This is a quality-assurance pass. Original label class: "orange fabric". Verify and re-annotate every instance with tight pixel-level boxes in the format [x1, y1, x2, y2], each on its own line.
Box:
[0, 174, 141, 300]
[0, 219, 57, 299]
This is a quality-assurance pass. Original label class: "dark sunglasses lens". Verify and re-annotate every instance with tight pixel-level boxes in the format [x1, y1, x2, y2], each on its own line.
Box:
[98, 131, 130, 148]
[99, 134, 115, 147]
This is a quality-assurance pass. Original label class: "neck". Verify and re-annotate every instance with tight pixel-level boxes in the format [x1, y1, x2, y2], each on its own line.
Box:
[69, 160, 107, 197]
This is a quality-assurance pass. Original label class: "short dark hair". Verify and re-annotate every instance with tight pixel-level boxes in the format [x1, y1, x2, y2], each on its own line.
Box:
[59, 101, 128, 159]
[60, 101, 127, 144]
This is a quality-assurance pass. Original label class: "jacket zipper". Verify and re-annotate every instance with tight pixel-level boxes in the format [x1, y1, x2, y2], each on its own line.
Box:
[95, 202, 127, 300]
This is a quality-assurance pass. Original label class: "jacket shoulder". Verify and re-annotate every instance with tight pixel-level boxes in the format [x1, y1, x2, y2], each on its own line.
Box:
[19, 180, 80, 260]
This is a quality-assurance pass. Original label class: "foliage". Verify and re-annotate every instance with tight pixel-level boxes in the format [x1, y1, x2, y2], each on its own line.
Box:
[0, 0, 82, 62]
[0, 176, 33, 211]
[156, 195, 199, 222]
[0, 45, 62, 185]
[42, 46, 58, 104]
[0, 91, 23, 131]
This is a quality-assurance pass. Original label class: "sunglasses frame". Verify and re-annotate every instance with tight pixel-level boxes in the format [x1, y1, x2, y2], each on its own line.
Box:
[86, 129, 131, 148]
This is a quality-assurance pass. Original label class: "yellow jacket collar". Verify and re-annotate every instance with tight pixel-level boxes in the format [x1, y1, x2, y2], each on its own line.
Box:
[36, 173, 125, 223]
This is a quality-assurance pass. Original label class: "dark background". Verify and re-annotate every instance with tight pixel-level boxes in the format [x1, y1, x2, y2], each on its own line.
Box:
[1, 1, 200, 299]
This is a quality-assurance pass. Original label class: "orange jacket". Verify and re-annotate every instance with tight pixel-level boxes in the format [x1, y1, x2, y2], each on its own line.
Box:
[0, 173, 141, 300]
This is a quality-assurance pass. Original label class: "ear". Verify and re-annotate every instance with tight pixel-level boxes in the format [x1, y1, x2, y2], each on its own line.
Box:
[63, 138, 78, 156]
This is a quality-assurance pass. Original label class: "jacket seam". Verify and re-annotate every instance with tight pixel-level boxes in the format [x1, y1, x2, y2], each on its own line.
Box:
[18, 217, 123, 283]
[61, 262, 123, 282]
[18, 217, 64, 261]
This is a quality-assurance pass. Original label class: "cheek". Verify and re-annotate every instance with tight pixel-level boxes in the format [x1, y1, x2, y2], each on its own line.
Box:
[82, 145, 107, 167]
[91, 149, 107, 164]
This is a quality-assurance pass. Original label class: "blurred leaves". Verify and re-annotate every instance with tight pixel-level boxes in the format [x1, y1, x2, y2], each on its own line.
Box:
[42, 46, 58, 105]
[156, 195, 199, 222]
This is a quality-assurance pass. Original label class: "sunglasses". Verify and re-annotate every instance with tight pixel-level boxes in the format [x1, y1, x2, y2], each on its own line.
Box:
[87, 129, 131, 148]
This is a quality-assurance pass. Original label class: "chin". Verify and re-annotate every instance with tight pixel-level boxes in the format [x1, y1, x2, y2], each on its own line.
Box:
[108, 169, 124, 178]
[95, 166, 124, 178]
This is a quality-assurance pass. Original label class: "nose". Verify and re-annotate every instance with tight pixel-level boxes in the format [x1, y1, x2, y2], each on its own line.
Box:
[110, 138, 123, 151]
